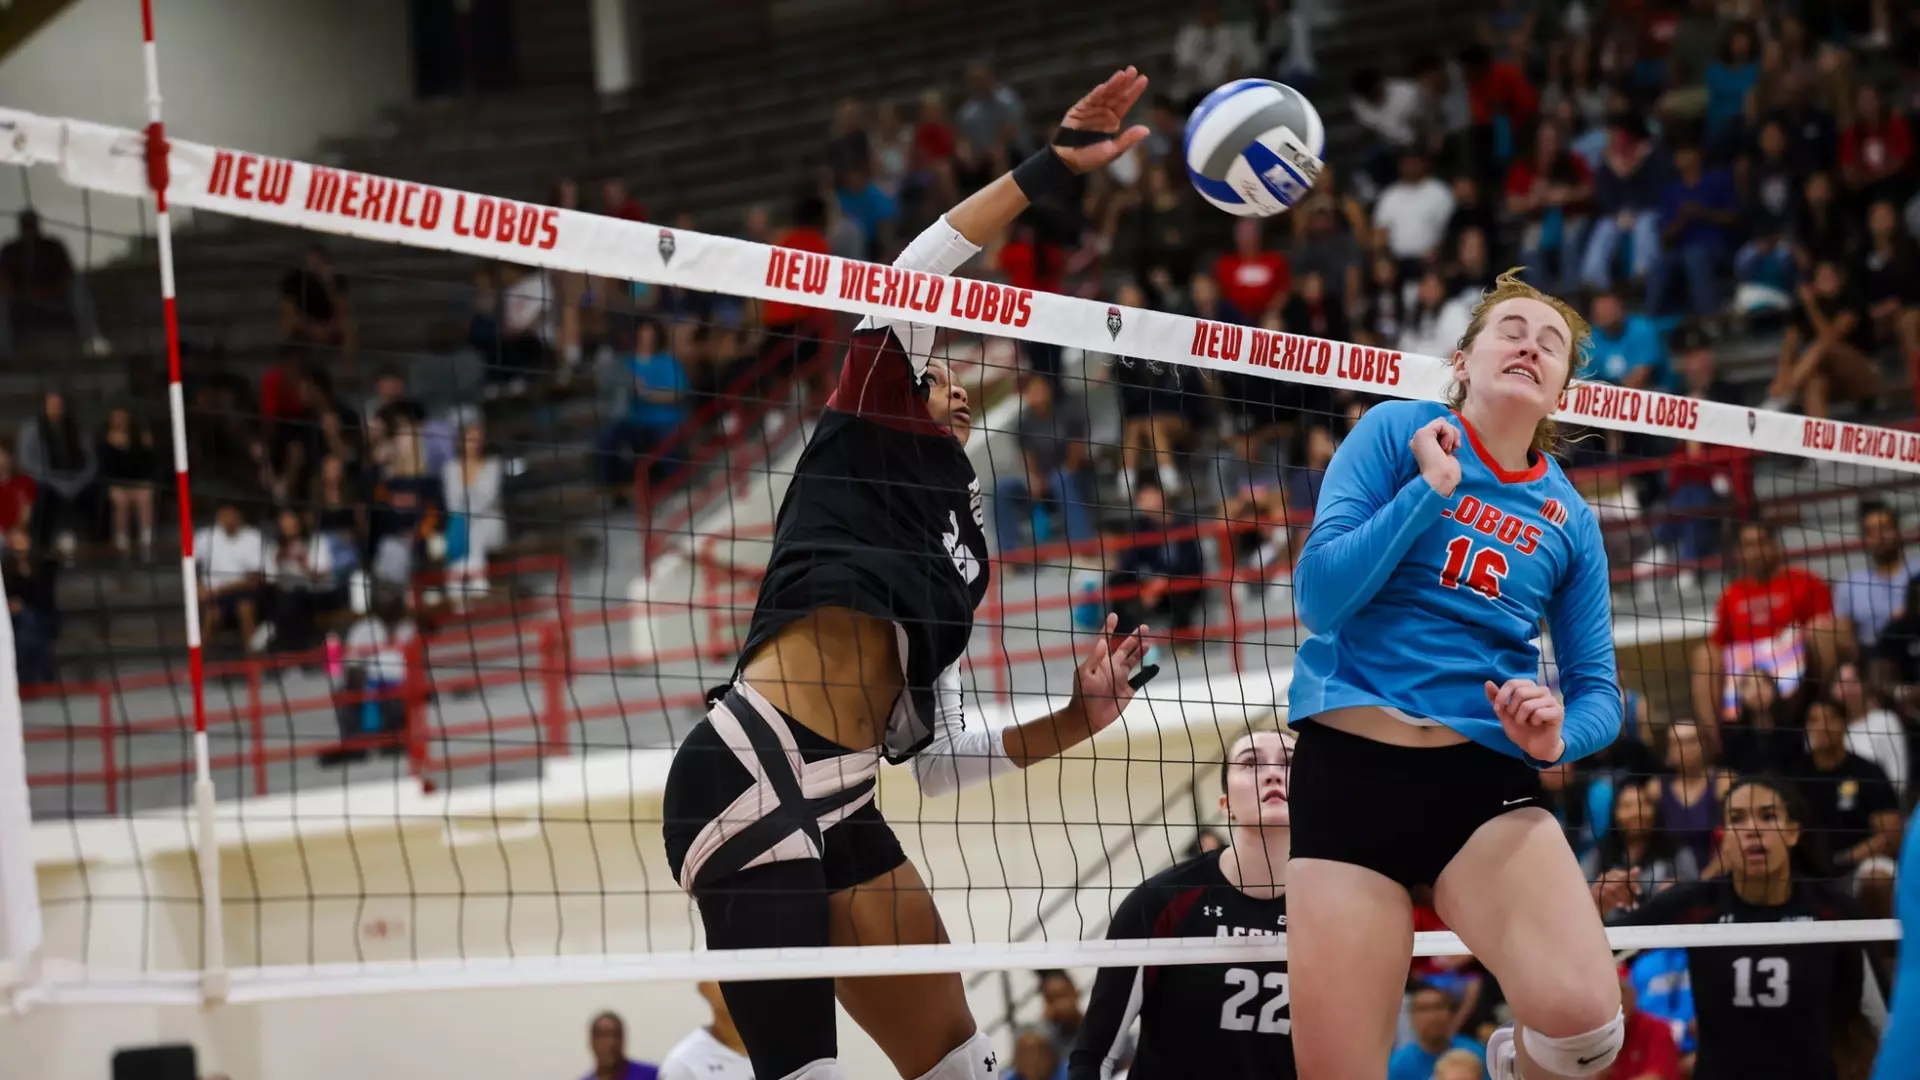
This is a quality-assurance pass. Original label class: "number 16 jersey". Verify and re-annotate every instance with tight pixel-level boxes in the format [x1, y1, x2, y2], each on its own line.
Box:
[1287, 399, 1621, 766]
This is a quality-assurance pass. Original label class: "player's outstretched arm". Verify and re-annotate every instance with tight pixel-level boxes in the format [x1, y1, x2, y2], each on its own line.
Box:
[862, 69, 1150, 398]
[1540, 508, 1623, 765]
[942, 67, 1150, 249]
[1293, 408, 1453, 635]
[885, 69, 1148, 281]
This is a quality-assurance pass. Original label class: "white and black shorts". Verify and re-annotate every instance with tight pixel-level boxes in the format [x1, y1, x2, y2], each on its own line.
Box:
[663, 682, 906, 894]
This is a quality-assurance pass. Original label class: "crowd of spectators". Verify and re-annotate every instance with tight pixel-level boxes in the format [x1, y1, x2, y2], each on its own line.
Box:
[949, 0, 1919, 643]
[963, 3, 1920, 1077]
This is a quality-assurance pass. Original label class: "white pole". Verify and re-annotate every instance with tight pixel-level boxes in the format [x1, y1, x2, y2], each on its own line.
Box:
[138, 0, 226, 1006]
[0, 570, 42, 1015]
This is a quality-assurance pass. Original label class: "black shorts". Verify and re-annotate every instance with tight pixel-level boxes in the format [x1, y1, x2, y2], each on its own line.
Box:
[1287, 720, 1544, 890]
[662, 684, 907, 895]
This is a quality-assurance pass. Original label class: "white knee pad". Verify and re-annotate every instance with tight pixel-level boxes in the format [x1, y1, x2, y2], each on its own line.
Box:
[778, 1060, 851, 1080]
[1521, 1009, 1625, 1077]
[914, 1031, 1000, 1080]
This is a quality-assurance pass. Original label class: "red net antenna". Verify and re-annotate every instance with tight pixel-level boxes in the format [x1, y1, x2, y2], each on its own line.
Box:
[139, 0, 225, 1003]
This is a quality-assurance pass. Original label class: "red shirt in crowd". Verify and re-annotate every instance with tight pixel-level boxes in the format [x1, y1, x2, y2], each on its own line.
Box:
[761, 226, 830, 327]
[1608, 1008, 1683, 1080]
[0, 472, 36, 534]
[1214, 250, 1290, 318]
[1639, 7, 1681, 60]
[1664, 443, 1754, 507]
[998, 238, 1065, 294]
[1840, 113, 1914, 178]
[257, 364, 307, 423]
[915, 120, 955, 165]
[1711, 568, 1833, 648]
[606, 196, 647, 222]
[1466, 59, 1537, 125]
[1503, 152, 1593, 216]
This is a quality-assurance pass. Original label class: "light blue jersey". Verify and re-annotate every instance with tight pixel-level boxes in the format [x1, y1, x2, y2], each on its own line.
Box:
[1871, 812, 1920, 1079]
[1287, 400, 1622, 766]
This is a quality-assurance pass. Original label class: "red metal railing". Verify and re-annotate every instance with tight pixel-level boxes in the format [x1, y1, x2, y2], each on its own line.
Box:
[22, 556, 575, 812]
[22, 520, 1273, 813]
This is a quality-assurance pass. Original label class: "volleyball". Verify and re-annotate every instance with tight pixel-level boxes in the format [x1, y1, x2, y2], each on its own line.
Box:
[1183, 78, 1326, 217]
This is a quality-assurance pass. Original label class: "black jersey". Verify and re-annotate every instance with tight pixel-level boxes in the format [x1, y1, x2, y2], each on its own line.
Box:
[734, 316, 989, 763]
[1069, 850, 1295, 1080]
[1610, 879, 1881, 1080]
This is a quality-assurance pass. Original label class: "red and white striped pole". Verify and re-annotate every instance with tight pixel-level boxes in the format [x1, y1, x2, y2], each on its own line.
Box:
[139, 0, 225, 1003]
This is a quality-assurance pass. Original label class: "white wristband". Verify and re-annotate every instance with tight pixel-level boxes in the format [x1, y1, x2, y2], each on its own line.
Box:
[894, 215, 982, 278]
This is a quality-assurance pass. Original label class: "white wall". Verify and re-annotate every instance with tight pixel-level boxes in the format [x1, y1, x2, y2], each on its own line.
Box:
[0, 981, 900, 1080]
[0, 0, 411, 261]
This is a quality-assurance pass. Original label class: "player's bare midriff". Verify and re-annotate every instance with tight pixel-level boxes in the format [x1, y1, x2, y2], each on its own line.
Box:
[1312, 705, 1472, 748]
[739, 606, 903, 752]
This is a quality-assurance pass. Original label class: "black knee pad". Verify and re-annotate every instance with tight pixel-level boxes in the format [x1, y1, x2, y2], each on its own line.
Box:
[700, 860, 839, 1080]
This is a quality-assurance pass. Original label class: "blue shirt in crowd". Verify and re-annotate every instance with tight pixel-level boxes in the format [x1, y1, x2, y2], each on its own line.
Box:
[1631, 948, 1698, 1055]
[1704, 62, 1759, 132]
[1659, 167, 1739, 249]
[581, 1061, 658, 1080]
[1593, 151, 1670, 215]
[625, 350, 689, 432]
[1590, 315, 1674, 391]
[1387, 1036, 1487, 1080]
[837, 181, 899, 244]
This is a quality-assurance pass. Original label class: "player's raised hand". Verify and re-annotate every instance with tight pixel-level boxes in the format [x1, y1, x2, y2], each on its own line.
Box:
[1410, 417, 1463, 497]
[1485, 678, 1565, 764]
[1052, 67, 1153, 174]
[1071, 613, 1153, 733]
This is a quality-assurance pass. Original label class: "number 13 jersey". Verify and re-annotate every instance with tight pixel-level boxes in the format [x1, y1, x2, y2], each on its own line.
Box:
[1068, 849, 1294, 1080]
[1287, 399, 1621, 766]
[1608, 879, 1884, 1080]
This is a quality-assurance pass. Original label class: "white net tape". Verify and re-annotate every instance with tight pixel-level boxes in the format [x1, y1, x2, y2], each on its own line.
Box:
[8, 105, 1920, 471]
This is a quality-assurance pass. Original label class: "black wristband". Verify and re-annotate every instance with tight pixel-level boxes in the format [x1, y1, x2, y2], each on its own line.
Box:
[1011, 147, 1080, 203]
[1052, 127, 1118, 148]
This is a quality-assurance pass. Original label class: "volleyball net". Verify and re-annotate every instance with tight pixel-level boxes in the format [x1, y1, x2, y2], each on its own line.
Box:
[0, 105, 1911, 1019]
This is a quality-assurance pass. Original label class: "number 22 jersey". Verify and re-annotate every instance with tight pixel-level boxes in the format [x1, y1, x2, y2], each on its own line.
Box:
[1068, 849, 1294, 1080]
[1287, 399, 1621, 765]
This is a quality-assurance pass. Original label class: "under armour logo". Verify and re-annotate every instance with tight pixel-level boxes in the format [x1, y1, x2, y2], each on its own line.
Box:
[943, 510, 981, 584]
[1204, 905, 1223, 916]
